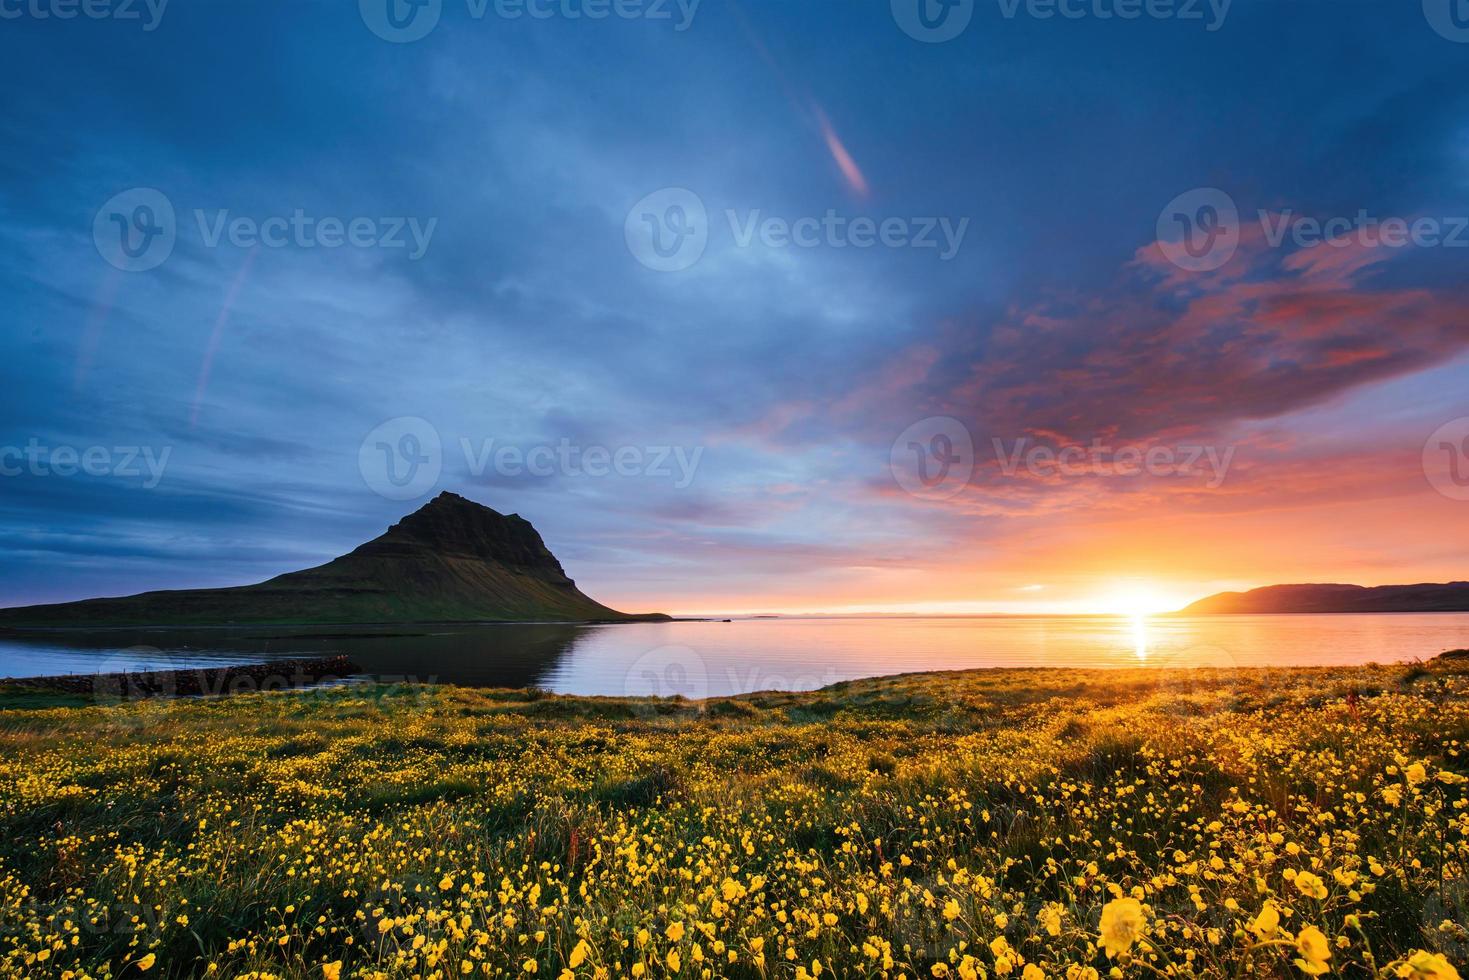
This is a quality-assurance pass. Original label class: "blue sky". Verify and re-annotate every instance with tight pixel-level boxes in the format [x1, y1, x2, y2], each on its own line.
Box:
[2, 0, 1468, 614]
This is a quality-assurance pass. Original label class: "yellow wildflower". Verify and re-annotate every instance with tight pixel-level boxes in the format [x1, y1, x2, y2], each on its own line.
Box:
[1294, 871, 1328, 900]
[1293, 926, 1331, 976]
[1249, 902, 1281, 940]
[1394, 951, 1460, 980]
[1099, 898, 1146, 958]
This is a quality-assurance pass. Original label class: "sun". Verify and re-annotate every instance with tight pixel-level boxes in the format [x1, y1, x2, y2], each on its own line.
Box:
[1103, 585, 1178, 618]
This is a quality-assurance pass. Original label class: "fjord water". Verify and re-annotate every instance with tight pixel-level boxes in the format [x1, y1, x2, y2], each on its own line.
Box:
[1, 613, 1466, 697]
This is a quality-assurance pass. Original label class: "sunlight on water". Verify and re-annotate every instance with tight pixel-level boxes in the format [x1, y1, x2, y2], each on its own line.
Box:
[0, 613, 1465, 697]
[1131, 615, 1150, 661]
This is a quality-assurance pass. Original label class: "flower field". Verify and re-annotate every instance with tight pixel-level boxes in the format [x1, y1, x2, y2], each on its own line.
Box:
[0, 657, 1465, 980]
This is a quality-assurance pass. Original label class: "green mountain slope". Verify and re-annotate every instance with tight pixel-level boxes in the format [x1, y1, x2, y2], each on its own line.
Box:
[1178, 581, 1469, 614]
[0, 493, 665, 627]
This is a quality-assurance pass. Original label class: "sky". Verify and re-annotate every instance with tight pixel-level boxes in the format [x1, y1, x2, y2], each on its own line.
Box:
[1, 0, 1468, 616]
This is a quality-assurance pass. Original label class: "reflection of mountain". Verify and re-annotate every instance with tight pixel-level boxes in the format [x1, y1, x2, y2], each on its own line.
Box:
[340, 624, 591, 688]
[0, 493, 668, 627]
[1180, 582, 1469, 614]
[0, 623, 592, 688]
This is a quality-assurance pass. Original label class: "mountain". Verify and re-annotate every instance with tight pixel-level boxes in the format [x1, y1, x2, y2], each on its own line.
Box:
[0, 493, 667, 627]
[1178, 582, 1469, 615]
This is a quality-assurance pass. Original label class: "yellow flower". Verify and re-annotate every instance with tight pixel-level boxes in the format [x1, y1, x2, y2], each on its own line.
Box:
[1294, 871, 1328, 900]
[323, 963, 343, 980]
[1293, 926, 1331, 976]
[666, 950, 681, 973]
[569, 940, 590, 969]
[136, 954, 157, 972]
[523, 959, 539, 974]
[1099, 898, 1146, 958]
[1395, 951, 1460, 980]
[943, 899, 961, 922]
[1023, 966, 1045, 980]
[1249, 902, 1281, 940]
[439, 875, 455, 891]
[1405, 763, 1428, 786]
[665, 922, 685, 942]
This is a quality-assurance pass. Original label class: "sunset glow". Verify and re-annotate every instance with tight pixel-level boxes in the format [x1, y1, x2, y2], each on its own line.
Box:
[1, 3, 1465, 625]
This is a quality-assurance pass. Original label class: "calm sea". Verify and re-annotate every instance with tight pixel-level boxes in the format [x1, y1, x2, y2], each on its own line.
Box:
[1, 613, 1466, 698]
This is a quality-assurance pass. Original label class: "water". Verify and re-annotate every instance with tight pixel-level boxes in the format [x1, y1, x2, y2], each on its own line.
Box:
[1, 613, 1465, 697]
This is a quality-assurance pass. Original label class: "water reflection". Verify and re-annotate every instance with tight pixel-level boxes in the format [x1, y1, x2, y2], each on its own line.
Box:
[0, 613, 1463, 695]
[1130, 615, 1150, 661]
[0, 623, 589, 688]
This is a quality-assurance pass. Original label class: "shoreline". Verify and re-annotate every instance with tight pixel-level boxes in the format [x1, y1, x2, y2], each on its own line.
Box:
[1, 650, 1463, 703]
[1, 654, 362, 699]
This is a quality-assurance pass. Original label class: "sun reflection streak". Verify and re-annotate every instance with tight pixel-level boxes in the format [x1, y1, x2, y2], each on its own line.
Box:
[1131, 614, 1149, 661]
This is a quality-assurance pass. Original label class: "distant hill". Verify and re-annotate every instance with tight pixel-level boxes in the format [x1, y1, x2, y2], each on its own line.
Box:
[0, 493, 667, 627]
[1178, 582, 1469, 615]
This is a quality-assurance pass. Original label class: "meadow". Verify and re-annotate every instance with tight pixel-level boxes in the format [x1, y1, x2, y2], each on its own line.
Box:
[0, 657, 1465, 980]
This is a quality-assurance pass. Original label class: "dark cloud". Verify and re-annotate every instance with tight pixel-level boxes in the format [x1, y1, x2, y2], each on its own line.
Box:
[1, 1, 1466, 608]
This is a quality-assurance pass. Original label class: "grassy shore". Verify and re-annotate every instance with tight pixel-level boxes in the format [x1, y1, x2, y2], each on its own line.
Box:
[0, 660, 1465, 980]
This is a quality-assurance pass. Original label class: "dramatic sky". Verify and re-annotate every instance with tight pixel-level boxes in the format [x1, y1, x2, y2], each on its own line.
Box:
[2, 0, 1467, 615]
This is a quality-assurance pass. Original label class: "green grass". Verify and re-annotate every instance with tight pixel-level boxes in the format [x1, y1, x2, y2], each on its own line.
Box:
[0, 660, 1465, 979]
